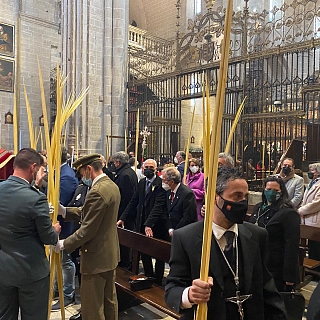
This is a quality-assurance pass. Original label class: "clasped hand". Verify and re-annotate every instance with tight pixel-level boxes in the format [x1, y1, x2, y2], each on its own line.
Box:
[188, 277, 213, 305]
[53, 239, 65, 253]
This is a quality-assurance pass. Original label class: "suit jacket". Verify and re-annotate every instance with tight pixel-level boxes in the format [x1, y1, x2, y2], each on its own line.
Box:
[165, 221, 286, 320]
[285, 174, 304, 208]
[64, 175, 120, 275]
[176, 161, 185, 178]
[58, 163, 78, 239]
[114, 163, 138, 219]
[120, 175, 168, 238]
[0, 176, 58, 286]
[166, 184, 197, 230]
[250, 203, 300, 290]
[298, 179, 320, 227]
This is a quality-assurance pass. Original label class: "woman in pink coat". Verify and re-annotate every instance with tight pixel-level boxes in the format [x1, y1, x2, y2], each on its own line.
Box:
[186, 158, 205, 220]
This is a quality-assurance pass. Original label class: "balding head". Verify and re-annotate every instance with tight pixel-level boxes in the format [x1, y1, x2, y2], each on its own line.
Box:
[143, 159, 157, 169]
[143, 159, 157, 178]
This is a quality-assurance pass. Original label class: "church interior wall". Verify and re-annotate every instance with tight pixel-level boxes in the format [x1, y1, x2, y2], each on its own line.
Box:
[180, 96, 216, 154]
[0, 0, 61, 151]
[0, 0, 128, 155]
[129, 0, 177, 40]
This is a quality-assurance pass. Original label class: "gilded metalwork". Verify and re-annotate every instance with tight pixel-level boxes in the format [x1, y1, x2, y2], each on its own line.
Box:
[128, 0, 320, 176]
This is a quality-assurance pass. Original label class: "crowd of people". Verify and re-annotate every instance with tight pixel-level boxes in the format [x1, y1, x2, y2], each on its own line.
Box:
[2, 147, 320, 320]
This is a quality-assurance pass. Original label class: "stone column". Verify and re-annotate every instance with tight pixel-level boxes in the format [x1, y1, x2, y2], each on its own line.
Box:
[61, 0, 128, 156]
[106, 0, 129, 154]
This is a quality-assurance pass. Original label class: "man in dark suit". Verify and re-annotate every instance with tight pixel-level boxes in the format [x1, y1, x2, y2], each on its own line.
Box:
[118, 158, 168, 285]
[112, 151, 138, 269]
[161, 167, 197, 238]
[165, 167, 286, 320]
[0, 148, 61, 320]
[174, 150, 186, 177]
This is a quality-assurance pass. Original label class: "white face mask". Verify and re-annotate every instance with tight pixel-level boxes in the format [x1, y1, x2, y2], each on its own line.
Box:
[162, 182, 171, 191]
[190, 166, 199, 174]
[174, 156, 179, 164]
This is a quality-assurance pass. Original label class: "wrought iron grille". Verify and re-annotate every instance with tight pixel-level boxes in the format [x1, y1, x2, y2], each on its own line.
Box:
[128, 0, 320, 175]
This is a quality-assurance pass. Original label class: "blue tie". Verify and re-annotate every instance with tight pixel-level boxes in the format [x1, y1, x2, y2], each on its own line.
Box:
[146, 180, 151, 194]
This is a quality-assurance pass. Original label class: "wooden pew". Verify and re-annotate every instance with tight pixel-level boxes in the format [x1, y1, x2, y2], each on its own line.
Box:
[116, 227, 180, 319]
[300, 225, 320, 271]
[297, 225, 320, 289]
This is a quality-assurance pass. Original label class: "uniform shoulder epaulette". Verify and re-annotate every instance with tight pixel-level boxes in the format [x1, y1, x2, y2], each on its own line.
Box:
[31, 185, 41, 193]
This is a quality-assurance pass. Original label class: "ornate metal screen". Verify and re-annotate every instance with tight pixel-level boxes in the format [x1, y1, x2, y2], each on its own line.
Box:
[128, 0, 320, 171]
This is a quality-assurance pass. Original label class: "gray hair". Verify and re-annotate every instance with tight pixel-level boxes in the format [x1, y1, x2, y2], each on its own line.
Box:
[143, 159, 157, 168]
[162, 167, 181, 184]
[112, 151, 129, 165]
[309, 163, 320, 174]
[216, 167, 244, 195]
[218, 152, 234, 167]
[177, 151, 186, 161]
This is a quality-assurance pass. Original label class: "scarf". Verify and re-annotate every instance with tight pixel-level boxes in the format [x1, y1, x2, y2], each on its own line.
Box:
[280, 168, 295, 183]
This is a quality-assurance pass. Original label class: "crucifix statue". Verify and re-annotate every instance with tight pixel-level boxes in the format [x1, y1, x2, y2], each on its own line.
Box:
[225, 291, 252, 320]
[140, 126, 151, 159]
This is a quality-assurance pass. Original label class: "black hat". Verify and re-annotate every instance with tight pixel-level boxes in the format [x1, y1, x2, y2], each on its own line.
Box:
[73, 153, 101, 176]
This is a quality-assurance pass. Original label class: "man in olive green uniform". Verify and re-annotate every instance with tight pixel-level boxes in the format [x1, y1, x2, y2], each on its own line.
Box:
[0, 148, 61, 320]
[55, 154, 120, 320]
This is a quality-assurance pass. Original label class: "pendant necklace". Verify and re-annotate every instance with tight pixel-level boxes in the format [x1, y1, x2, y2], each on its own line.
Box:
[216, 235, 252, 320]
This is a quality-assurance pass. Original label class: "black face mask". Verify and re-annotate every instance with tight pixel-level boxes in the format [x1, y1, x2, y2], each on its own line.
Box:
[216, 195, 248, 224]
[144, 169, 155, 179]
[282, 166, 291, 175]
[308, 171, 315, 179]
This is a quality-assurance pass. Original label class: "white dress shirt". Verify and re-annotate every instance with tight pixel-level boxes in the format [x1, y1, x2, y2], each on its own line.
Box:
[181, 222, 238, 309]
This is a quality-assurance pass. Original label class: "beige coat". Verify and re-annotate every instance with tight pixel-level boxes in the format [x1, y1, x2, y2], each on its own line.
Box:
[64, 175, 120, 274]
[298, 179, 320, 228]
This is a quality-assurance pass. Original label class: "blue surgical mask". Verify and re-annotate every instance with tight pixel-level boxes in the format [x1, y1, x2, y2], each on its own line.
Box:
[82, 176, 92, 186]
[264, 190, 281, 203]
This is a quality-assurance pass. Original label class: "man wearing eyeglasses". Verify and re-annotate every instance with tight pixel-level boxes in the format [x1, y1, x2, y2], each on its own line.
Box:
[161, 167, 197, 238]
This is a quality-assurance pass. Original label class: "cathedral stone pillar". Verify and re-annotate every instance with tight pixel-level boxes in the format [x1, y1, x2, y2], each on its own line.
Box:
[62, 0, 128, 156]
[105, 0, 129, 154]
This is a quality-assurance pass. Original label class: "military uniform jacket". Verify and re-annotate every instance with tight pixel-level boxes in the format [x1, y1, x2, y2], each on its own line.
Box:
[0, 176, 58, 286]
[64, 175, 121, 275]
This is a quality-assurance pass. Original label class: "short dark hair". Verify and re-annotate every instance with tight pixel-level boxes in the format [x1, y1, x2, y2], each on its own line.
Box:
[281, 157, 295, 167]
[84, 159, 103, 172]
[13, 148, 43, 170]
[262, 174, 292, 208]
[128, 157, 135, 166]
[216, 167, 244, 195]
[61, 147, 68, 163]
[177, 151, 186, 161]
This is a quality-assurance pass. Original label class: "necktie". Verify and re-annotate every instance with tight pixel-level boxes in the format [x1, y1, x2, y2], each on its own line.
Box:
[171, 191, 175, 204]
[146, 180, 151, 194]
[224, 231, 235, 272]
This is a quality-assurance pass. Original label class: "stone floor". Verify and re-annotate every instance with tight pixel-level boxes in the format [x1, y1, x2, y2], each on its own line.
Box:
[19, 262, 317, 320]
[46, 280, 316, 320]
[49, 303, 174, 320]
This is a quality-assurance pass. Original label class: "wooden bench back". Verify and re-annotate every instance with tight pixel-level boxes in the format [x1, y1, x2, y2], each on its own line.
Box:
[117, 227, 172, 274]
[300, 225, 320, 242]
